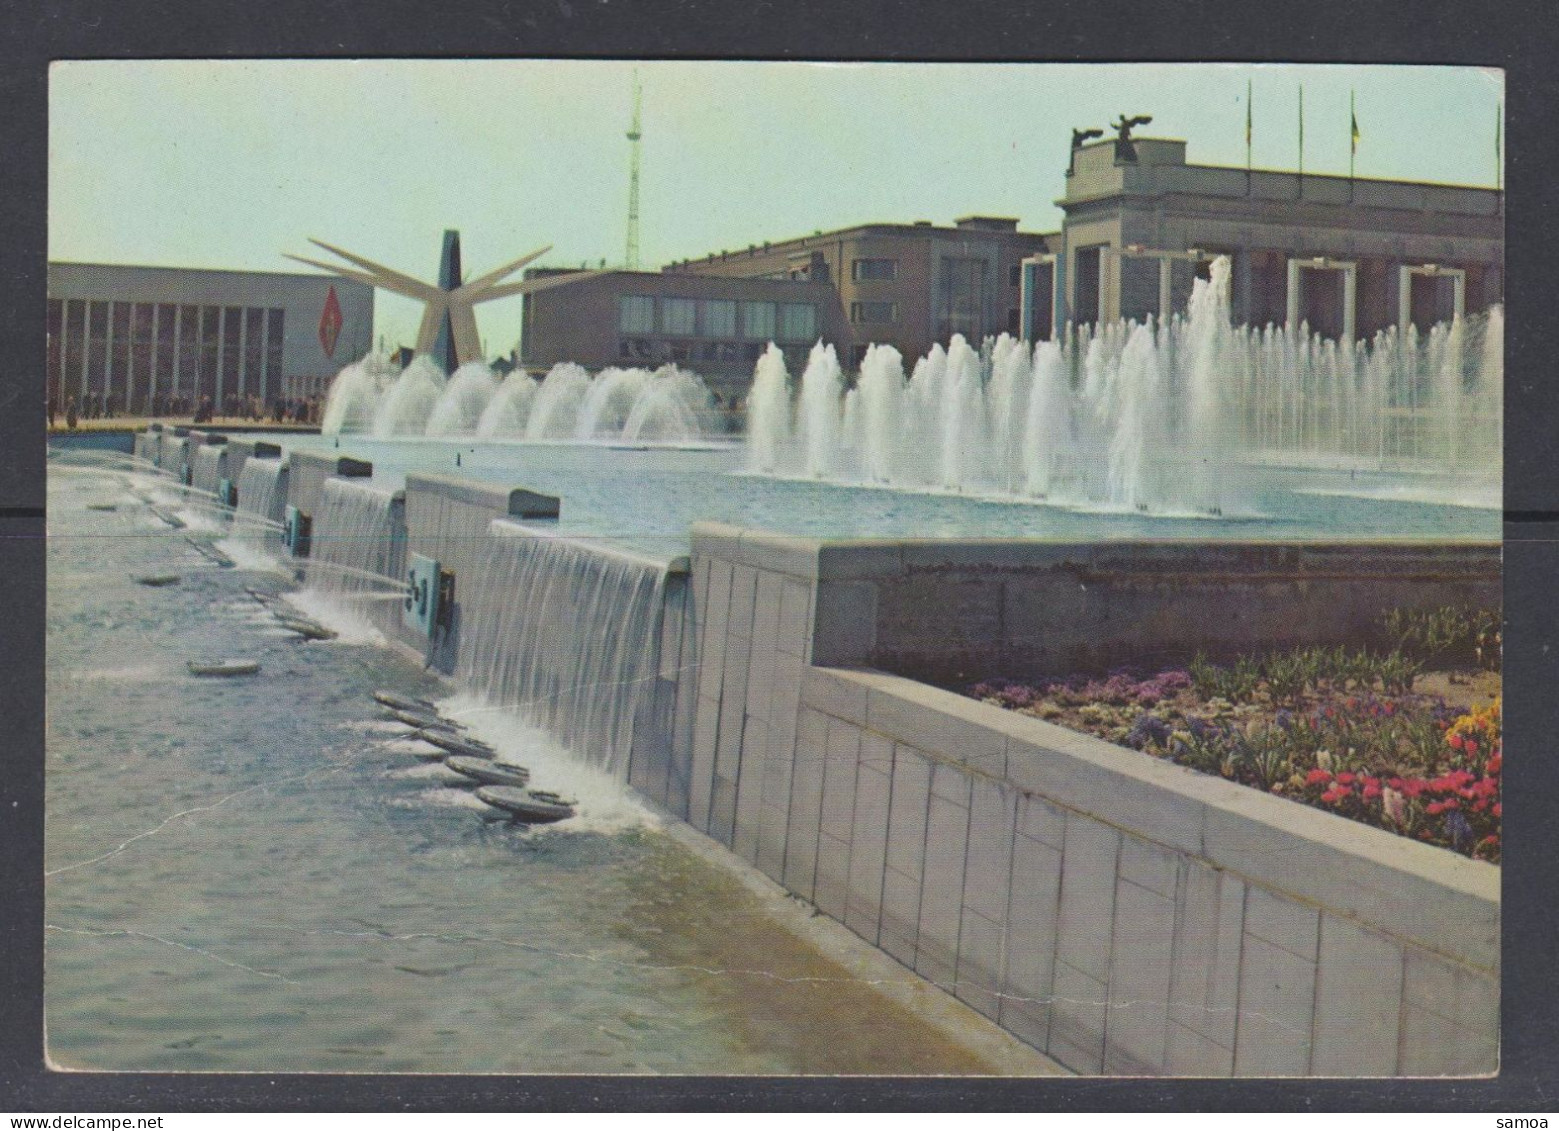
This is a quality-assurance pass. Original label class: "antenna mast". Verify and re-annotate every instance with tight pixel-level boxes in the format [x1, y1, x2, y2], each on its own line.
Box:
[625, 72, 642, 270]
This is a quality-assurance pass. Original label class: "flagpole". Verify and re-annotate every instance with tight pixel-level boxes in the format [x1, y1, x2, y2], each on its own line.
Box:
[1297, 84, 1305, 199]
[1349, 89, 1357, 202]
[1246, 77, 1253, 196]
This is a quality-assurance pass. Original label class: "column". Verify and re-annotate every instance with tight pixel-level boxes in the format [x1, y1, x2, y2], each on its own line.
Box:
[1158, 257, 1173, 323]
[1286, 259, 1302, 331]
[1342, 265, 1357, 345]
[172, 305, 183, 403]
[215, 306, 225, 412]
[104, 300, 115, 411]
[260, 308, 270, 404]
[1397, 266, 1413, 334]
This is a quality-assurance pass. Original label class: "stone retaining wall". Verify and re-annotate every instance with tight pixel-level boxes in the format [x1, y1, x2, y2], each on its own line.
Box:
[623, 522, 1501, 1077]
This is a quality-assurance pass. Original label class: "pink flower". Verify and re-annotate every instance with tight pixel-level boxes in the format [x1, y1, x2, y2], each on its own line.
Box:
[1382, 787, 1407, 825]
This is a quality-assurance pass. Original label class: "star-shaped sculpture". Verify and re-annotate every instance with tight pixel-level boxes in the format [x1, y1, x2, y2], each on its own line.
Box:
[285, 232, 603, 372]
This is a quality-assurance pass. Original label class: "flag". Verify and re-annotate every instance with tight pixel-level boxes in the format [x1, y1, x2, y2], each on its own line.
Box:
[1246, 78, 1253, 151]
[1350, 91, 1361, 154]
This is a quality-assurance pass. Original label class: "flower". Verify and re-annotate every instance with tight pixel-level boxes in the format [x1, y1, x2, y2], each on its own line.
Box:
[1316, 749, 1334, 772]
[1382, 787, 1407, 825]
[1305, 768, 1333, 786]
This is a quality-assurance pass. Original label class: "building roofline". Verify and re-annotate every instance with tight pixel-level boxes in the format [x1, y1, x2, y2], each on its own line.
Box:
[47, 260, 376, 284]
[662, 218, 1055, 269]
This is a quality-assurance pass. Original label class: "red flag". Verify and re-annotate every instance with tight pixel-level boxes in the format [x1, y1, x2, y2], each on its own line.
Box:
[318, 285, 343, 359]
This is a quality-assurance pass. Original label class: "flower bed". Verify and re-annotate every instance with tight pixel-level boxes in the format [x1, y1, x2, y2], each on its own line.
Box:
[964, 626, 1501, 861]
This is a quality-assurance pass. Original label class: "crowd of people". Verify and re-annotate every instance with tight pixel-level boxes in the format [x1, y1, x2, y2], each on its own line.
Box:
[49, 389, 325, 429]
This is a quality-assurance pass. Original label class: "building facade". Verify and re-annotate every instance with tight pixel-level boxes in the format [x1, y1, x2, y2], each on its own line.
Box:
[46, 263, 374, 413]
[520, 269, 840, 399]
[663, 217, 1054, 366]
[1044, 137, 1503, 340]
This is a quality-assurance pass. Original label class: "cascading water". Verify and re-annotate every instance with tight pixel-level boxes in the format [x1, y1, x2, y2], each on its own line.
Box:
[304, 478, 405, 609]
[741, 254, 1503, 514]
[455, 522, 671, 779]
[236, 458, 285, 526]
[524, 363, 594, 440]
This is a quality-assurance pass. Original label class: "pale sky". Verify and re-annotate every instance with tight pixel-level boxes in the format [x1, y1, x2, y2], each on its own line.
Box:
[50, 60, 1504, 354]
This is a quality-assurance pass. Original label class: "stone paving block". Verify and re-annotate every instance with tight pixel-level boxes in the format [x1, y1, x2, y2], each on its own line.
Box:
[1245, 886, 1321, 960]
[1400, 948, 1499, 1076]
[1017, 793, 1067, 850]
[752, 568, 784, 646]
[885, 746, 932, 877]
[1201, 785, 1500, 971]
[1104, 876, 1177, 1075]
[768, 650, 804, 732]
[1005, 722, 1206, 857]
[697, 558, 734, 699]
[801, 665, 868, 724]
[868, 688, 1006, 777]
[962, 778, 1017, 924]
[915, 773, 972, 992]
[845, 739, 893, 941]
[1002, 830, 1062, 1041]
[813, 832, 852, 923]
[782, 708, 830, 900]
[811, 580, 878, 666]
[727, 563, 758, 640]
[708, 774, 737, 846]
[1234, 935, 1318, 1076]
[1311, 914, 1404, 1076]
[732, 715, 768, 863]
[776, 576, 814, 657]
[1119, 835, 1179, 899]
[743, 636, 776, 722]
[879, 866, 923, 966]
[1055, 814, 1122, 984]
[1049, 959, 1110, 1074]
[955, 908, 1007, 1022]
[1165, 1021, 1235, 1077]
[688, 693, 721, 832]
[1168, 863, 1245, 1049]
[819, 718, 861, 844]
[755, 802, 790, 884]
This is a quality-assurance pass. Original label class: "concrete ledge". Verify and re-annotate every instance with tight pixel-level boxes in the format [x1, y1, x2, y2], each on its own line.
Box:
[291, 450, 373, 478]
[814, 665, 1499, 971]
[406, 473, 559, 519]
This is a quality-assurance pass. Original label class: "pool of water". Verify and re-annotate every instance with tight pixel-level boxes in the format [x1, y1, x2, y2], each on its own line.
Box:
[253, 434, 1499, 561]
[45, 466, 1056, 1075]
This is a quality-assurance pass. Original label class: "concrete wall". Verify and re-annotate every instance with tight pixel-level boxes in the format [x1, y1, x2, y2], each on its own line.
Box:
[621, 523, 1500, 1077]
[285, 451, 372, 517]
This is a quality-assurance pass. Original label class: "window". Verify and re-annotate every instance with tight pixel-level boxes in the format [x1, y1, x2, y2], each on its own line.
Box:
[703, 299, 737, 338]
[1010, 264, 1023, 288]
[850, 301, 898, 324]
[265, 310, 285, 402]
[779, 303, 817, 342]
[660, 297, 697, 336]
[936, 257, 990, 340]
[852, 258, 898, 282]
[740, 300, 776, 340]
[618, 294, 655, 334]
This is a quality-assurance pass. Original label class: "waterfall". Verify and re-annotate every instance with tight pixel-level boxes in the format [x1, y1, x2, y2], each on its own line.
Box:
[456, 522, 671, 779]
[191, 445, 225, 497]
[621, 366, 715, 443]
[305, 478, 404, 607]
[322, 354, 396, 435]
[236, 458, 285, 526]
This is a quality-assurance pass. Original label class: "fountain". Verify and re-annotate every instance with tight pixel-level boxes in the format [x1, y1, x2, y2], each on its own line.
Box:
[323, 352, 720, 445]
[742, 256, 1503, 514]
[304, 478, 406, 607]
[455, 521, 673, 779]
